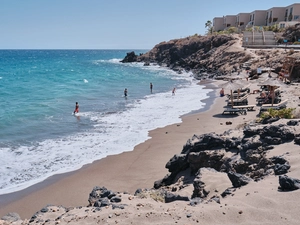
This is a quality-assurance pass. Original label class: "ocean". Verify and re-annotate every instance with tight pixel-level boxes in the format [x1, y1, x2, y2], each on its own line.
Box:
[0, 50, 212, 195]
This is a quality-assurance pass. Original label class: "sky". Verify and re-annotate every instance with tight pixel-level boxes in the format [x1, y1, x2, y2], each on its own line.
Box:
[0, 0, 297, 49]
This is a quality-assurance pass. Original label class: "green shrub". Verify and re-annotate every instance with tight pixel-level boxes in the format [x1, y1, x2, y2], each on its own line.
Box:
[260, 108, 295, 120]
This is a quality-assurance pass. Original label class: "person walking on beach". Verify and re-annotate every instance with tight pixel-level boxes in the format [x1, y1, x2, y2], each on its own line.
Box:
[124, 88, 128, 97]
[74, 102, 79, 114]
[172, 87, 176, 95]
[150, 83, 153, 93]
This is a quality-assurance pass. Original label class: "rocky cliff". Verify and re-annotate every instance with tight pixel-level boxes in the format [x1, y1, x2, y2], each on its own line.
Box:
[121, 34, 300, 80]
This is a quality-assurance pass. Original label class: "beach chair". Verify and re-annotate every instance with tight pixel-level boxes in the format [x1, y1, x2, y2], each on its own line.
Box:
[222, 108, 247, 115]
[227, 94, 249, 106]
[233, 84, 250, 94]
[232, 105, 256, 111]
[259, 99, 288, 112]
[227, 92, 247, 99]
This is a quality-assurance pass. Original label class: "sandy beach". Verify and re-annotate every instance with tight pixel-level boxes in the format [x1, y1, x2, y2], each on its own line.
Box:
[1, 77, 300, 225]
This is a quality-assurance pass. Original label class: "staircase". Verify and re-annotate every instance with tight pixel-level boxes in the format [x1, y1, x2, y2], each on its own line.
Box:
[242, 31, 276, 47]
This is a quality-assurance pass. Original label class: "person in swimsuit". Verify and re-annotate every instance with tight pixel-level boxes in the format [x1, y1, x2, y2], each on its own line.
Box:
[124, 88, 128, 98]
[74, 102, 79, 114]
[220, 88, 225, 97]
[150, 83, 153, 93]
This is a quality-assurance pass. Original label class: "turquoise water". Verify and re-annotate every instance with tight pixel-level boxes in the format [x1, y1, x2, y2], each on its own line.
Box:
[0, 50, 212, 194]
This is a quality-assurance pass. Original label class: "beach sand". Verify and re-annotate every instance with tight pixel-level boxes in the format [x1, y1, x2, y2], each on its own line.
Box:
[1, 78, 300, 224]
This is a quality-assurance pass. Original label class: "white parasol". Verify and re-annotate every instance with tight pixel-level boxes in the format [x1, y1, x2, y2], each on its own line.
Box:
[258, 78, 285, 105]
[219, 80, 245, 107]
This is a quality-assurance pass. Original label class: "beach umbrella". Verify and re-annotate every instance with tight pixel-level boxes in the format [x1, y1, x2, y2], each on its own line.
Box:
[259, 77, 285, 87]
[258, 71, 278, 80]
[258, 78, 285, 106]
[226, 72, 248, 80]
[219, 80, 245, 108]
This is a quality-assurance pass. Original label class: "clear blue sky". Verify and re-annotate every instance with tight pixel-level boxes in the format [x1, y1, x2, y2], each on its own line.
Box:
[0, 0, 297, 49]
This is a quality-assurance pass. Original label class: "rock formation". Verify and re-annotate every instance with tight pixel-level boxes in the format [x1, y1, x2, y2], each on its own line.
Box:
[121, 33, 300, 80]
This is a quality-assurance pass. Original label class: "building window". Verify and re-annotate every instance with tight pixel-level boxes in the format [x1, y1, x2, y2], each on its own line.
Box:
[280, 24, 285, 28]
[294, 15, 300, 20]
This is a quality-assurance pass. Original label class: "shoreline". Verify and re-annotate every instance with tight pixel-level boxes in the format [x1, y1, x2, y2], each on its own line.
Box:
[0, 79, 222, 219]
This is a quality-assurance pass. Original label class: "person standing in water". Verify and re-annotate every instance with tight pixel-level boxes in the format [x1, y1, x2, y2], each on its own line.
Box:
[150, 83, 153, 93]
[124, 88, 128, 97]
[74, 102, 79, 114]
[172, 87, 176, 95]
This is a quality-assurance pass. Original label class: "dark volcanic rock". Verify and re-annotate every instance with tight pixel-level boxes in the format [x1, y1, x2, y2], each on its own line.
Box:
[227, 171, 252, 188]
[120, 51, 138, 63]
[279, 175, 300, 191]
[295, 134, 300, 145]
[274, 163, 290, 175]
[165, 154, 188, 173]
[164, 192, 190, 203]
[88, 186, 117, 207]
[188, 151, 224, 173]
[182, 133, 226, 154]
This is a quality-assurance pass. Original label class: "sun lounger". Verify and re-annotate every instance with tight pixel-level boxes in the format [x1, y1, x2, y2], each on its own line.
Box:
[233, 84, 250, 93]
[232, 105, 256, 111]
[223, 108, 247, 115]
[227, 92, 247, 99]
[227, 94, 249, 106]
[260, 99, 288, 112]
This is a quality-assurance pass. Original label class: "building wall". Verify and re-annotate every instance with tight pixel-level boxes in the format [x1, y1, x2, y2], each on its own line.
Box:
[250, 10, 267, 26]
[213, 17, 224, 32]
[266, 7, 286, 26]
[237, 13, 250, 30]
[285, 3, 300, 22]
[223, 15, 236, 28]
[212, 3, 300, 33]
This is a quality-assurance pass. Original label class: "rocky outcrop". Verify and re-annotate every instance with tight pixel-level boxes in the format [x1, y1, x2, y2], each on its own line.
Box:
[121, 33, 300, 79]
[120, 51, 138, 63]
[154, 120, 300, 202]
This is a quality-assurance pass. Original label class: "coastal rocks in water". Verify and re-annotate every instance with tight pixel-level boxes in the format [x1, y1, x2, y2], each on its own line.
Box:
[120, 51, 138, 63]
[278, 175, 300, 191]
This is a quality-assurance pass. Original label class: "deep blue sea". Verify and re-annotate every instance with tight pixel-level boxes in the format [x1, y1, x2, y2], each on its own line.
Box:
[0, 50, 212, 194]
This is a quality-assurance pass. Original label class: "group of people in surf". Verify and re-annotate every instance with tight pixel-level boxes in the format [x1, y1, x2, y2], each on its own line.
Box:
[74, 82, 176, 114]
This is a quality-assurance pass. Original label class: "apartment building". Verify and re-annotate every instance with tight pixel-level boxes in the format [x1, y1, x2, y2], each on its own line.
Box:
[266, 7, 286, 26]
[212, 3, 300, 32]
[223, 15, 236, 28]
[248, 10, 267, 27]
[236, 13, 251, 31]
[213, 17, 224, 32]
[285, 3, 300, 22]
